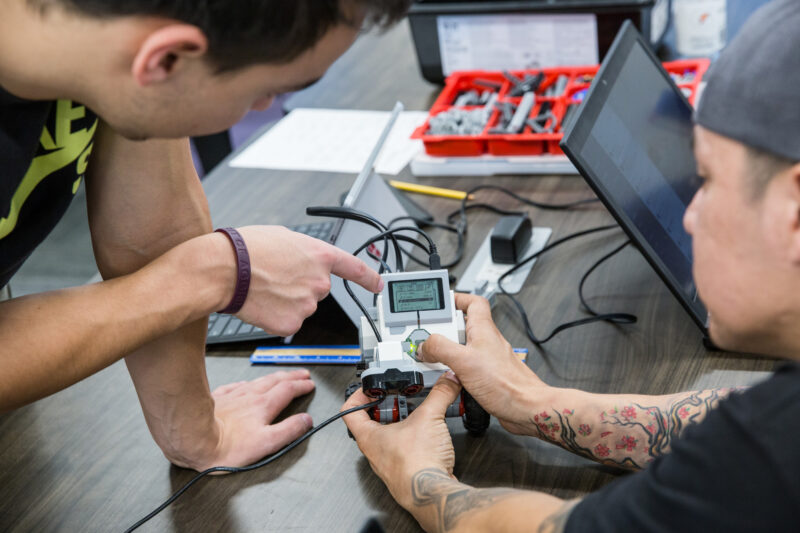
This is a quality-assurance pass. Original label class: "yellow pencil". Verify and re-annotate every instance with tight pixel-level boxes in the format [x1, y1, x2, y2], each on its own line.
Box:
[389, 180, 474, 201]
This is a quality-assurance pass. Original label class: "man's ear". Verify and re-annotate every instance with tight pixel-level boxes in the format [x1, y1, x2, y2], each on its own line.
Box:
[788, 163, 800, 265]
[131, 24, 208, 86]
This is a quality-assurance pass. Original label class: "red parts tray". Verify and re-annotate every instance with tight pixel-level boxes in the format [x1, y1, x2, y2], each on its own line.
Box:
[412, 60, 710, 158]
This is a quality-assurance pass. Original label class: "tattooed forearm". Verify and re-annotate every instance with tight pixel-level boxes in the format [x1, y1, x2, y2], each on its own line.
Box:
[530, 388, 743, 470]
[411, 468, 518, 532]
[530, 409, 641, 470]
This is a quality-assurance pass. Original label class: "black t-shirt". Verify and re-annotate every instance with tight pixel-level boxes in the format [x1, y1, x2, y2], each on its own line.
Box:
[566, 362, 800, 532]
[0, 86, 98, 289]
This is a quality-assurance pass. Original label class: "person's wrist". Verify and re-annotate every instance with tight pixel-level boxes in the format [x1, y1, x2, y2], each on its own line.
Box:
[401, 467, 470, 532]
[383, 456, 433, 512]
[511, 379, 559, 436]
[156, 396, 222, 471]
[149, 233, 237, 321]
[202, 232, 240, 314]
[214, 228, 251, 314]
[170, 232, 239, 317]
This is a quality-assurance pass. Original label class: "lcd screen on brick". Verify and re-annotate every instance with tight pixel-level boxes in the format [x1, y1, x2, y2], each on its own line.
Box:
[389, 278, 445, 313]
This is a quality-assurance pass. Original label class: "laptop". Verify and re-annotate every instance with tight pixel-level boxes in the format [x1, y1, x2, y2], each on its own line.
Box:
[560, 20, 709, 335]
[206, 171, 415, 345]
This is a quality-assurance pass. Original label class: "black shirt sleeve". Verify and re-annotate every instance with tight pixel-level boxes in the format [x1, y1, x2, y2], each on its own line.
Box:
[0, 88, 98, 288]
[566, 363, 800, 533]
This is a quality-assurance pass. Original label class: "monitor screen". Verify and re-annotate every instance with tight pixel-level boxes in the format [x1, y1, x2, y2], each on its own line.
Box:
[561, 22, 708, 332]
[389, 278, 445, 313]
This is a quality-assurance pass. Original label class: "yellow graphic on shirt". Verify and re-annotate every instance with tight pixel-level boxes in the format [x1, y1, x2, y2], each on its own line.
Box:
[0, 100, 97, 239]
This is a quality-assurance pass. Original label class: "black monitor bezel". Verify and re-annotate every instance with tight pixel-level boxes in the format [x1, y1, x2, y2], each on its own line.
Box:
[560, 20, 708, 335]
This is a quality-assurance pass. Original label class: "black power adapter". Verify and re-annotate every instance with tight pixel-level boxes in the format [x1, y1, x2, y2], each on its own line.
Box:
[490, 215, 532, 264]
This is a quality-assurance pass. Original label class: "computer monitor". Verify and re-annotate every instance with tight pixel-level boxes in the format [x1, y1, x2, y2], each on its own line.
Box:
[560, 20, 708, 334]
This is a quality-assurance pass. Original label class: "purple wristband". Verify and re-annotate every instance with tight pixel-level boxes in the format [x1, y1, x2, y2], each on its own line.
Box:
[215, 228, 251, 314]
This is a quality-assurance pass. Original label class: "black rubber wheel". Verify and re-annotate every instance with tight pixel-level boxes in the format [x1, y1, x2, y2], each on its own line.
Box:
[345, 382, 362, 440]
[345, 382, 361, 401]
[462, 389, 490, 436]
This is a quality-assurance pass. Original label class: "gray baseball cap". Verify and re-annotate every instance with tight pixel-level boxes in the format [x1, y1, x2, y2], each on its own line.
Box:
[695, 0, 800, 161]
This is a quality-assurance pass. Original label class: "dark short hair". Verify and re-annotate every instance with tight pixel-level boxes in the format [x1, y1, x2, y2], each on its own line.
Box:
[747, 146, 796, 199]
[33, 0, 411, 71]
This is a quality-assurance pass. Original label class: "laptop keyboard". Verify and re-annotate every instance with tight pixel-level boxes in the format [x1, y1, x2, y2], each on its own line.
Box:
[206, 221, 334, 345]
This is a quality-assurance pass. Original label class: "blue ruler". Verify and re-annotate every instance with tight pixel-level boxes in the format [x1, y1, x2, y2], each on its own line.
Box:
[250, 345, 362, 365]
[512, 348, 529, 362]
[250, 345, 528, 364]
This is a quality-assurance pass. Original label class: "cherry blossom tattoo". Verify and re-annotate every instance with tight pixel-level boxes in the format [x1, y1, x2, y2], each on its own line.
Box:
[529, 388, 741, 470]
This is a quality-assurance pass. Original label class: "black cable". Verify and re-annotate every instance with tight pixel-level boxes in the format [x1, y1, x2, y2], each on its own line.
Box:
[579, 240, 632, 317]
[386, 187, 597, 272]
[446, 184, 599, 231]
[344, 277, 382, 342]
[370, 225, 436, 253]
[366, 248, 392, 274]
[497, 225, 617, 285]
[378, 232, 435, 255]
[464, 184, 599, 212]
[124, 399, 383, 533]
[389, 216, 465, 269]
[348, 228, 436, 265]
[307, 206, 404, 272]
[446, 202, 527, 223]
[496, 225, 637, 345]
[419, 184, 601, 273]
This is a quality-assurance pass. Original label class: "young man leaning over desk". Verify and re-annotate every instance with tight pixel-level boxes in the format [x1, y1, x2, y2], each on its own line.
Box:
[0, 0, 411, 471]
[344, 1, 800, 531]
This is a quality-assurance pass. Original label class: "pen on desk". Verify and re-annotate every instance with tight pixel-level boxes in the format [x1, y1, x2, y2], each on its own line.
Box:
[389, 180, 475, 201]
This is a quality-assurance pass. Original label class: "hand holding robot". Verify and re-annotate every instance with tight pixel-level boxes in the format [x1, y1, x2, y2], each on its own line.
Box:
[348, 269, 490, 435]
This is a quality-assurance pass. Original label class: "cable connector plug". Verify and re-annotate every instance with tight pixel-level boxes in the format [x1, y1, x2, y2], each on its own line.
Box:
[455, 217, 468, 236]
[428, 244, 441, 270]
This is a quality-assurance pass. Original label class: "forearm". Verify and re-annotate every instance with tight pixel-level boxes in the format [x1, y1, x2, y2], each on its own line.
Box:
[405, 468, 574, 533]
[86, 130, 220, 466]
[0, 234, 233, 411]
[122, 322, 218, 467]
[516, 387, 739, 470]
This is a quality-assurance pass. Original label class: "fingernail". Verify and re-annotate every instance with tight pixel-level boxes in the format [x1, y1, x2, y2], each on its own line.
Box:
[377, 279, 385, 292]
[444, 371, 460, 385]
[302, 413, 313, 427]
[416, 341, 425, 360]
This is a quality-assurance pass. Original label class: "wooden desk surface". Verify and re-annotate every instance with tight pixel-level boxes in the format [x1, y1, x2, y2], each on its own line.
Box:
[0, 21, 775, 533]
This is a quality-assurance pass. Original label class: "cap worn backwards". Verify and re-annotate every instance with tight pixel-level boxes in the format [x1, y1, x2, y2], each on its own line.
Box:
[695, 0, 800, 161]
